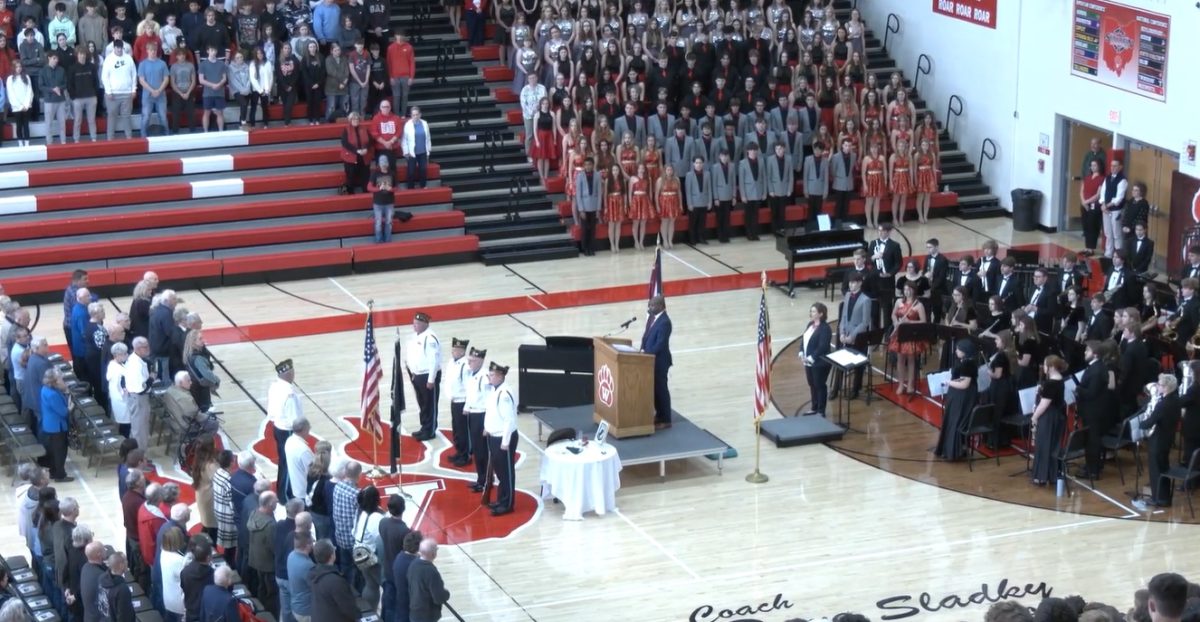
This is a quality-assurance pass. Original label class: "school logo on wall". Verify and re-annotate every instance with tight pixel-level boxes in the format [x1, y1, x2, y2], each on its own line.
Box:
[1191, 188, 1200, 224]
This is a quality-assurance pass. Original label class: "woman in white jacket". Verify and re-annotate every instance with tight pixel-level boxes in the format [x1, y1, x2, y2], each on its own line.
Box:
[159, 525, 189, 622]
[353, 485, 385, 612]
[248, 47, 273, 129]
[107, 342, 131, 437]
[6, 60, 33, 146]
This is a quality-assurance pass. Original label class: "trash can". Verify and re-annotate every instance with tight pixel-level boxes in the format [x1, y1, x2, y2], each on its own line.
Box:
[1011, 188, 1043, 232]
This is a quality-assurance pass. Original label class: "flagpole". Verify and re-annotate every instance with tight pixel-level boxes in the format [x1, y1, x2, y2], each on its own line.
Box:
[746, 276, 769, 484]
[364, 300, 387, 480]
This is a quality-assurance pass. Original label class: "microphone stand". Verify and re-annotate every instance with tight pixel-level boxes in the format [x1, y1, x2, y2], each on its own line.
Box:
[604, 318, 638, 338]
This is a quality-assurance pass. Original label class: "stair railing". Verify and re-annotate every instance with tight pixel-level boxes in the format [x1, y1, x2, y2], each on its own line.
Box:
[883, 13, 899, 53]
[479, 130, 500, 173]
[507, 175, 529, 222]
[412, 1, 429, 43]
[433, 41, 449, 85]
[944, 94, 963, 139]
[456, 86, 478, 127]
[912, 53, 931, 96]
[978, 138, 998, 181]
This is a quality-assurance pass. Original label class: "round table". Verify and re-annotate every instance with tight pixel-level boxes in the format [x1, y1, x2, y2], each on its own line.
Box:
[539, 441, 622, 520]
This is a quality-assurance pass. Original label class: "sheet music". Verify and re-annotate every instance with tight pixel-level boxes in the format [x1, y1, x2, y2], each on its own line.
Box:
[612, 344, 638, 353]
[1018, 387, 1038, 415]
[826, 348, 868, 367]
[927, 371, 952, 397]
[817, 214, 832, 231]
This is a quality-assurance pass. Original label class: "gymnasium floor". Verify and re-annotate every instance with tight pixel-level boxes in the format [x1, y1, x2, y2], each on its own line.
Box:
[11, 216, 1189, 622]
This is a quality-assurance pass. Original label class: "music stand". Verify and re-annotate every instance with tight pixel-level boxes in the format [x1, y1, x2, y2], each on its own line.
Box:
[824, 348, 870, 432]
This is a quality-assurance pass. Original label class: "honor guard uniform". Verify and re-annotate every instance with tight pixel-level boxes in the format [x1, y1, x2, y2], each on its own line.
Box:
[405, 312, 442, 441]
[464, 347, 490, 491]
[445, 338, 472, 466]
[266, 358, 301, 501]
[483, 362, 518, 516]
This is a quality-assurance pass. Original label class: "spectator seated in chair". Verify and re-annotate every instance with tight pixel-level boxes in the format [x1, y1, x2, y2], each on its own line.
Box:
[164, 371, 220, 434]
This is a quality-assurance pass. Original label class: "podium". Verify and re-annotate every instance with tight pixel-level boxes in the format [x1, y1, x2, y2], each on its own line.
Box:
[592, 336, 656, 438]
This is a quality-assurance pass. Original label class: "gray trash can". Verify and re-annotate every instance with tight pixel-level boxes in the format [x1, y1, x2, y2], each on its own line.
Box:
[1011, 188, 1042, 232]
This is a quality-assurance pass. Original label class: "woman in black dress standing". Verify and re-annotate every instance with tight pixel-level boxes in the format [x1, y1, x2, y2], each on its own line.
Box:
[1013, 311, 1041, 389]
[894, 259, 929, 299]
[1030, 355, 1068, 486]
[934, 339, 978, 461]
[801, 302, 833, 417]
[987, 331, 1017, 446]
[978, 295, 1011, 339]
[1058, 286, 1087, 371]
[938, 286, 977, 370]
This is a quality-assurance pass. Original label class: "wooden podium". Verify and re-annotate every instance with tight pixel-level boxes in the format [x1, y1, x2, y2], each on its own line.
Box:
[592, 336, 656, 438]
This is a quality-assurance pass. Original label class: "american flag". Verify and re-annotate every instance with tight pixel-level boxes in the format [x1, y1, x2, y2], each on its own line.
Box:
[648, 247, 663, 300]
[360, 309, 384, 441]
[753, 272, 772, 422]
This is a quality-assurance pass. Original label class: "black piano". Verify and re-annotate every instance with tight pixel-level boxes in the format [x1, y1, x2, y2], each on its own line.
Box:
[773, 227, 866, 297]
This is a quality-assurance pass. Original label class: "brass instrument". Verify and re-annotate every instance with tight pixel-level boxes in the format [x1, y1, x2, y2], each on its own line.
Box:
[1132, 381, 1160, 442]
[1163, 314, 1182, 342]
[1181, 361, 1194, 397]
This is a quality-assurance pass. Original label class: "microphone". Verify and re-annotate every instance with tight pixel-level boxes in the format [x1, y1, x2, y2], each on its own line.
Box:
[620, 316, 638, 329]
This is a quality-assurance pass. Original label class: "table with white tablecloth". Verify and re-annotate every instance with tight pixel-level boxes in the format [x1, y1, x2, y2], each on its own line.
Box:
[539, 441, 622, 520]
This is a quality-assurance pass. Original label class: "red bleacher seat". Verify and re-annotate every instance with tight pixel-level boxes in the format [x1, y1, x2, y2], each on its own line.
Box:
[352, 235, 481, 272]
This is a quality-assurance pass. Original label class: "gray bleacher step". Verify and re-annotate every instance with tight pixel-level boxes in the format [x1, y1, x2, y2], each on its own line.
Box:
[465, 208, 559, 224]
[455, 185, 545, 200]
[0, 163, 343, 199]
[480, 244, 579, 265]
[0, 189, 336, 222]
[477, 232, 574, 250]
[0, 139, 341, 174]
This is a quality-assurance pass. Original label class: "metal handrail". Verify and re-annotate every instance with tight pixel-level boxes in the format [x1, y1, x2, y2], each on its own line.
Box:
[944, 94, 963, 138]
[883, 13, 900, 53]
[913, 54, 931, 96]
[978, 138, 998, 178]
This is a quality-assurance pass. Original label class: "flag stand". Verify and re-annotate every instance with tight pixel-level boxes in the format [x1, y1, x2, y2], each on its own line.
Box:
[363, 300, 387, 480]
[746, 422, 768, 483]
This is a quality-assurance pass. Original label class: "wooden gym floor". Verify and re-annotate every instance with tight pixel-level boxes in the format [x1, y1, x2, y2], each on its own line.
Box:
[9, 217, 1192, 622]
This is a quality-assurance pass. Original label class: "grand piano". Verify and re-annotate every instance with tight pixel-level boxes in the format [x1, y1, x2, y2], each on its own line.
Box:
[773, 226, 866, 297]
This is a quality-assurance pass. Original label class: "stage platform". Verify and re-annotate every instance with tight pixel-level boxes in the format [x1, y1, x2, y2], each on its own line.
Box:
[532, 404, 730, 477]
[759, 414, 847, 448]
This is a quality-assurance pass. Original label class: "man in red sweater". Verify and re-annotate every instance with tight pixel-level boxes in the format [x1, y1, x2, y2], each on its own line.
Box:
[386, 29, 414, 119]
[372, 99, 402, 183]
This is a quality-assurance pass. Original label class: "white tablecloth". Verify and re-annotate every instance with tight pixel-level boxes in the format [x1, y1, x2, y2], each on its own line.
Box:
[539, 441, 622, 520]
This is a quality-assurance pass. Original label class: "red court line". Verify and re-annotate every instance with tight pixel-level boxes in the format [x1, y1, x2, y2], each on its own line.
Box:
[201, 241, 1079, 346]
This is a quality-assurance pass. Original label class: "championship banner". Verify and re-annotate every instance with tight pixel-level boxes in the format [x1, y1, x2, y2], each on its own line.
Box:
[1071, 0, 1170, 102]
[931, 0, 997, 29]
[1167, 171, 1200, 276]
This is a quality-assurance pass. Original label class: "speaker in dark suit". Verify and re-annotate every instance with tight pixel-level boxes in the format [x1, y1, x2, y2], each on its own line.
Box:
[641, 295, 674, 428]
[802, 303, 833, 416]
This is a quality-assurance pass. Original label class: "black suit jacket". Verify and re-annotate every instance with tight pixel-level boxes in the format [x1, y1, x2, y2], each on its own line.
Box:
[950, 270, 982, 304]
[994, 273, 1024, 312]
[1026, 284, 1058, 333]
[977, 256, 1001, 297]
[1085, 308, 1113, 341]
[1142, 391, 1181, 458]
[842, 266, 878, 298]
[870, 238, 902, 277]
[1181, 263, 1200, 284]
[1075, 359, 1108, 416]
[1104, 265, 1138, 309]
[1173, 297, 1200, 347]
[1130, 237, 1154, 273]
[1180, 383, 1200, 440]
[804, 321, 832, 370]
[1117, 337, 1149, 405]
[924, 254, 949, 297]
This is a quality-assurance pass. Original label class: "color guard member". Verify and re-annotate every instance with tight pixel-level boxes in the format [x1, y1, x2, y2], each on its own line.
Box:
[445, 338, 472, 466]
[406, 312, 441, 441]
[483, 362, 518, 516]
[463, 347, 489, 490]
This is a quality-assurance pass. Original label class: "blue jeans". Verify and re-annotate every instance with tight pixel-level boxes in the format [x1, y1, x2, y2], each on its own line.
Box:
[312, 513, 333, 541]
[373, 203, 394, 242]
[381, 580, 395, 622]
[141, 93, 169, 136]
[276, 577, 294, 622]
[324, 94, 347, 122]
[335, 547, 357, 590]
[406, 152, 427, 189]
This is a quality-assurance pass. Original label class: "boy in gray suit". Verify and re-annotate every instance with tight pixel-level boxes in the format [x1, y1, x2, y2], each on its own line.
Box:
[738, 143, 767, 241]
[711, 149, 738, 243]
[830, 139, 858, 226]
[836, 273, 873, 399]
[685, 156, 714, 245]
[803, 141, 831, 232]
[574, 158, 602, 256]
[767, 142, 794, 233]
[664, 124, 695, 209]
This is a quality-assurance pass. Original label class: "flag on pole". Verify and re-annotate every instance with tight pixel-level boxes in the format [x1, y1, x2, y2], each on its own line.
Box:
[360, 309, 385, 441]
[648, 246, 663, 300]
[753, 272, 772, 422]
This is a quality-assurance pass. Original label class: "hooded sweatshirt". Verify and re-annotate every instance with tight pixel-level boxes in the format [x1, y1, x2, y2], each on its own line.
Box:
[308, 563, 359, 622]
[97, 572, 136, 622]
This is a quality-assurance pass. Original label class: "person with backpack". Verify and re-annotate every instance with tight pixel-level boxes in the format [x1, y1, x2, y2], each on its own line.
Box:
[198, 565, 240, 622]
[97, 552, 136, 622]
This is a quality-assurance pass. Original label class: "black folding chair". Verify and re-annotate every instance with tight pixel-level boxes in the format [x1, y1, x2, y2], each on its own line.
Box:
[1159, 449, 1200, 518]
[959, 404, 998, 471]
[1056, 428, 1092, 492]
[1101, 414, 1140, 485]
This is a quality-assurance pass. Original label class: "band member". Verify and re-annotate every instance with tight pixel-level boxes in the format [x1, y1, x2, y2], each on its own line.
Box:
[978, 240, 1000, 299]
[1056, 253, 1083, 306]
[994, 257, 1023, 313]
[841, 249, 876, 298]
[1179, 360, 1200, 470]
[1023, 267, 1058, 335]
[1181, 246, 1200, 284]
[483, 362, 518, 516]
[1104, 249, 1138, 309]
[802, 302, 832, 416]
[1171, 279, 1200, 351]
[1074, 341, 1111, 479]
[871, 223, 902, 328]
[939, 286, 977, 371]
[951, 256, 982, 304]
[464, 347, 491, 492]
[406, 312, 442, 441]
[1084, 293, 1113, 341]
[934, 339, 977, 461]
[445, 338, 472, 466]
[1140, 373, 1181, 508]
[923, 238, 949, 323]
[1129, 222, 1154, 274]
[1030, 356, 1068, 487]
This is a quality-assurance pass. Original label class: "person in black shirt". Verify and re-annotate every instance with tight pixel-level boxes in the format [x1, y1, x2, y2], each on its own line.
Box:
[67, 47, 100, 142]
[180, 535, 215, 622]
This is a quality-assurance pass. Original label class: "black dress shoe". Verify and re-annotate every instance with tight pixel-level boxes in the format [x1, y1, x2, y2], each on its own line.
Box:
[849, 390, 861, 401]
[491, 507, 513, 516]
[828, 390, 840, 400]
[469, 483, 484, 493]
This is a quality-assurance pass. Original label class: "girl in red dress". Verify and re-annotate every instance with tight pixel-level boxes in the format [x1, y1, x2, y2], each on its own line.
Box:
[655, 164, 681, 249]
[864, 117, 888, 160]
[889, 114, 912, 156]
[860, 90, 883, 133]
[643, 135, 662, 189]
[603, 164, 626, 254]
[886, 88, 916, 133]
[563, 143, 588, 201]
[617, 133, 639, 177]
[914, 138, 939, 224]
[860, 142, 886, 229]
[889, 138, 913, 226]
[888, 281, 928, 396]
[918, 112, 939, 157]
[530, 98, 558, 182]
[816, 75, 838, 133]
[628, 163, 655, 250]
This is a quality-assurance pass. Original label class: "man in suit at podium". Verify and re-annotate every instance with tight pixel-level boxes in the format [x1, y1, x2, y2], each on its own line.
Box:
[641, 295, 673, 429]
